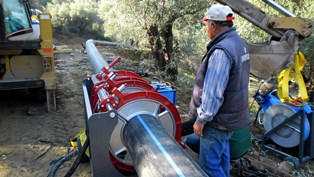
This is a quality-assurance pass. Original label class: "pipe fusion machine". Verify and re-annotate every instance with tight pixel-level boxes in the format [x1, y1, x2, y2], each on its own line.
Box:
[254, 78, 314, 167]
[82, 40, 207, 177]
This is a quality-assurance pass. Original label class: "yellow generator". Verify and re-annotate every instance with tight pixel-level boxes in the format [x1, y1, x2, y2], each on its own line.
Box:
[0, 0, 56, 111]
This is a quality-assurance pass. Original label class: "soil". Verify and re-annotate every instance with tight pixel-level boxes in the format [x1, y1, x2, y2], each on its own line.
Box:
[0, 32, 314, 177]
[0, 33, 92, 177]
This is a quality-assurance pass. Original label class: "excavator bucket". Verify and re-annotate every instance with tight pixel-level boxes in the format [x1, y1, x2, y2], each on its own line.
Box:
[215, 0, 312, 79]
[248, 30, 300, 79]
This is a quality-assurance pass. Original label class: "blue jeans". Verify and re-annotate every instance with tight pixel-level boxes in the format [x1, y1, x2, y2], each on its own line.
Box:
[184, 126, 233, 177]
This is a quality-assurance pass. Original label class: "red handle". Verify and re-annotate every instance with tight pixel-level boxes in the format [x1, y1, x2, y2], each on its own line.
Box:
[109, 56, 122, 69]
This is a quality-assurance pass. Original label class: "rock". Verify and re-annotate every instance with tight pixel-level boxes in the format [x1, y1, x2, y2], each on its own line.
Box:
[277, 161, 293, 174]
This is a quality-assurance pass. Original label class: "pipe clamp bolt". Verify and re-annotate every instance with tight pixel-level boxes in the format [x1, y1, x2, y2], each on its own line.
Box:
[109, 112, 116, 118]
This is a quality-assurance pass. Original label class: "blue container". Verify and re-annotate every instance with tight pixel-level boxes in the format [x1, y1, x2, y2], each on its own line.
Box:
[151, 82, 176, 105]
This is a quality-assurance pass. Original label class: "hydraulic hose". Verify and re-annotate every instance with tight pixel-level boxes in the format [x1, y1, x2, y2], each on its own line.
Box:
[64, 136, 90, 177]
[47, 149, 78, 177]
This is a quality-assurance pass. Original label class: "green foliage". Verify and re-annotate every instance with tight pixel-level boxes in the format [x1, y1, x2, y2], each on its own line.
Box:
[35, 0, 314, 84]
[302, 33, 314, 61]
[97, 0, 211, 80]
[27, 0, 51, 11]
[98, 0, 209, 46]
[46, 0, 103, 38]
[301, 32, 314, 79]
[97, 0, 146, 46]
[173, 12, 208, 59]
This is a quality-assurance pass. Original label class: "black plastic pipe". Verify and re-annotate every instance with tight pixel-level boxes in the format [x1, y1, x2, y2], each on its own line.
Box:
[123, 114, 208, 177]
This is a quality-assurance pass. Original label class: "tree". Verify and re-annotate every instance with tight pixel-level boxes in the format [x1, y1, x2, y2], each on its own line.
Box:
[98, 0, 209, 81]
[46, 0, 103, 38]
[28, 0, 51, 10]
[301, 33, 314, 100]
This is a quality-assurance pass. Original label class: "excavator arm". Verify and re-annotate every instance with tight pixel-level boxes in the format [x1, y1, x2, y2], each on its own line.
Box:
[215, 0, 313, 79]
[216, 0, 312, 38]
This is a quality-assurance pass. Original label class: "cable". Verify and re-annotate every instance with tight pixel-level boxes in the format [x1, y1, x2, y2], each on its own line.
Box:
[64, 136, 90, 177]
[254, 107, 262, 125]
[47, 149, 78, 177]
[249, 79, 263, 111]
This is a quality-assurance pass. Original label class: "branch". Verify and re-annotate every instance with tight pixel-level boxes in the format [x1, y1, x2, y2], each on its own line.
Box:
[170, 4, 208, 23]
[126, 2, 146, 30]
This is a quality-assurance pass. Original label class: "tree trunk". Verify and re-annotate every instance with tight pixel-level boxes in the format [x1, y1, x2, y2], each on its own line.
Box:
[161, 22, 178, 81]
[147, 23, 178, 81]
[147, 24, 165, 70]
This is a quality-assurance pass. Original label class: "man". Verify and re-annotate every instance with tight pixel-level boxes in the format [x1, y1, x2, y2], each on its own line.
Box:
[181, 4, 250, 177]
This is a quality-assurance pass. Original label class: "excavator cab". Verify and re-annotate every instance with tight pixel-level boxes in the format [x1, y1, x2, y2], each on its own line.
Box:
[0, 0, 56, 111]
[2, 0, 33, 39]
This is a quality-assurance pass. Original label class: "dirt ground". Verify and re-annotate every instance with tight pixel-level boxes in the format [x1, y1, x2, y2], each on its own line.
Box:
[0, 33, 92, 177]
[1, 32, 314, 177]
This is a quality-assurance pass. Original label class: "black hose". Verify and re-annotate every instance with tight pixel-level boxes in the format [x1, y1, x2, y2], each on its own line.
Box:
[47, 149, 78, 177]
[254, 107, 262, 125]
[64, 136, 90, 177]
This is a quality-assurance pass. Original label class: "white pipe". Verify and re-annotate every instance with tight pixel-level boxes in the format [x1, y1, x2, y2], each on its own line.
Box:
[262, 0, 296, 17]
[85, 39, 119, 74]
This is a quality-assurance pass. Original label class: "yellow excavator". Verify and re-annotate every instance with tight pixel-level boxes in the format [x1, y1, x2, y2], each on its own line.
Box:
[0, 0, 56, 111]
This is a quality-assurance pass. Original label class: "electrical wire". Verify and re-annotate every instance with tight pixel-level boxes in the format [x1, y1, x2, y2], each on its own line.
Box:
[64, 136, 89, 177]
[47, 149, 78, 177]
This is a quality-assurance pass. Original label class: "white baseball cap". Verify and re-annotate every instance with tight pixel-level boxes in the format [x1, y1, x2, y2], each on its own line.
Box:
[200, 4, 235, 22]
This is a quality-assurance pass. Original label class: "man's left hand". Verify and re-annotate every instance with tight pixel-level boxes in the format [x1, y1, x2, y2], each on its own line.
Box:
[193, 121, 204, 137]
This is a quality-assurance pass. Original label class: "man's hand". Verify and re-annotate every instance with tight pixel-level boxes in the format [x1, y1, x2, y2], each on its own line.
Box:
[193, 121, 204, 137]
